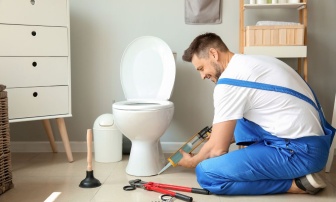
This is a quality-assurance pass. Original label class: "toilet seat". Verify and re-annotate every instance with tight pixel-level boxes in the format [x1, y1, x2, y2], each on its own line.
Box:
[113, 100, 173, 111]
[119, 36, 175, 101]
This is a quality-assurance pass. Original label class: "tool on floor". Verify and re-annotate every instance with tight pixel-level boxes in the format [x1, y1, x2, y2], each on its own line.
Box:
[123, 179, 210, 202]
[158, 126, 212, 174]
[160, 194, 174, 202]
[79, 129, 102, 188]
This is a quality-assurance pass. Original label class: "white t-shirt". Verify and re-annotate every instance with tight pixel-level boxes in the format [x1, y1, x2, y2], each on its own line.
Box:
[213, 54, 324, 139]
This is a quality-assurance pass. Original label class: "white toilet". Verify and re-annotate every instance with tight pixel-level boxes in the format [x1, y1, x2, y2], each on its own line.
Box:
[112, 36, 175, 176]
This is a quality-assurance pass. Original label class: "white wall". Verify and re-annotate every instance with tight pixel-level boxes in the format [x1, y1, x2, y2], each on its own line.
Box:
[9, 0, 336, 147]
[66, 0, 239, 143]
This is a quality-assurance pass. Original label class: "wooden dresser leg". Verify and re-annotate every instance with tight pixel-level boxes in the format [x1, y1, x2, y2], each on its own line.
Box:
[42, 119, 58, 153]
[56, 118, 74, 162]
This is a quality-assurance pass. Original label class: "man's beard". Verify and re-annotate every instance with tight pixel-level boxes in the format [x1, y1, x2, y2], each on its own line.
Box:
[211, 61, 223, 83]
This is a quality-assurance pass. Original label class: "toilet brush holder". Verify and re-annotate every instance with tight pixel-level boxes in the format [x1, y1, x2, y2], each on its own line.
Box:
[79, 129, 101, 188]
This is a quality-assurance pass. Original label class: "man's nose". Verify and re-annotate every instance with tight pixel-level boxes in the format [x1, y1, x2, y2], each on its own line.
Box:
[200, 72, 206, 80]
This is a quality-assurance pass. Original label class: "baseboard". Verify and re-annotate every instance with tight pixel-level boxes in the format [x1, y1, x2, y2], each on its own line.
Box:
[10, 141, 87, 153]
[162, 142, 239, 153]
[10, 141, 239, 153]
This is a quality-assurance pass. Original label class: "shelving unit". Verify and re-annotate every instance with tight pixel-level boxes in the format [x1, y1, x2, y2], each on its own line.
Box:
[239, 0, 308, 81]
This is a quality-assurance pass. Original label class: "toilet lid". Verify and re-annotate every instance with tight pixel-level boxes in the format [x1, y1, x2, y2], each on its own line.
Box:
[120, 36, 175, 101]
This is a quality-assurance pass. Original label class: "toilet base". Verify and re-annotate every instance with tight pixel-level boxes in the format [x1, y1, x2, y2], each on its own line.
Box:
[126, 140, 166, 176]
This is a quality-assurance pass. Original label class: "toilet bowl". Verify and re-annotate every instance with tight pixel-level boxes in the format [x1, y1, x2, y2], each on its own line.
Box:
[112, 36, 175, 176]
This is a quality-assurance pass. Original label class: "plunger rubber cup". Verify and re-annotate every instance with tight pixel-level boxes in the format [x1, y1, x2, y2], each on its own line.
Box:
[79, 170, 101, 188]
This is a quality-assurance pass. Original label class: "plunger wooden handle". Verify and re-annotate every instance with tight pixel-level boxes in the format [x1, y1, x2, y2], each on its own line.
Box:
[86, 129, 93, 171]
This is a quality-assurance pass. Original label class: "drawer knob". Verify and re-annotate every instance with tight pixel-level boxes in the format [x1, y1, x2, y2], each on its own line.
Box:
[32, 31, 37, 36]
[33, 92, 38, 97]
[32, 61, 37, 67]
[31, 0, 35, 5]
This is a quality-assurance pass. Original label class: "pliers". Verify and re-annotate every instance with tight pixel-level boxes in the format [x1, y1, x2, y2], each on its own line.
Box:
[123, 179, 210, 202]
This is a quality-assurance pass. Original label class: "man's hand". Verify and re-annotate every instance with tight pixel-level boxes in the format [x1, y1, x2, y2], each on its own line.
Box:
[177, 120, 236, 168]
[177, 149, 196, 168]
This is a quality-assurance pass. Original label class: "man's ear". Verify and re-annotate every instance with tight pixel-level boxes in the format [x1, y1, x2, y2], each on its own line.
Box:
[209, 48, 218, 60]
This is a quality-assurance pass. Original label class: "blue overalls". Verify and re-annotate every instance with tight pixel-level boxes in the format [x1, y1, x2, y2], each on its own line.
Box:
[195, 78, 335, 195]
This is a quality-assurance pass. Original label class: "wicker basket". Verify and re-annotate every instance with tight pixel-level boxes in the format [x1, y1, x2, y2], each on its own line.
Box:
[0, 85, 14, 195]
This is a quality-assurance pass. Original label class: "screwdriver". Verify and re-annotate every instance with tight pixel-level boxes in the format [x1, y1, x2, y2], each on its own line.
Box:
[158, 126, 212, 175]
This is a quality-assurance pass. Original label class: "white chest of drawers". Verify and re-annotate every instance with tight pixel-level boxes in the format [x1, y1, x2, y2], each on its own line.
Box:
[0, 0, 73, 162]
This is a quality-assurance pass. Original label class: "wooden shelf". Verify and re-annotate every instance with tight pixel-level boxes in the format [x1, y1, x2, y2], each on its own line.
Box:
[240, 0, 308, 81]
[244, 46, 307, 58]
[244, 3, 306, 10]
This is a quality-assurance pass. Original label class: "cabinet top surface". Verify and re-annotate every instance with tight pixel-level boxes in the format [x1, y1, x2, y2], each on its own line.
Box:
[244, 3, 306, 10]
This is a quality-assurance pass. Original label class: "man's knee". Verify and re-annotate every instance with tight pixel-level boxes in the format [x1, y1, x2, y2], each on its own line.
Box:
[195, 161, 227, 194]
[195, 162, 207, 185]
[195, 162, 212, 191]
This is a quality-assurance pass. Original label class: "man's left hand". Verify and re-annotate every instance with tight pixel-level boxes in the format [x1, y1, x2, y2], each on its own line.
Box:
[177, 149, 196, 168]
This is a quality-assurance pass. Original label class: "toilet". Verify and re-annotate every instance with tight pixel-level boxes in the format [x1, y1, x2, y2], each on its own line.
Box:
[112, 36, 175, 176]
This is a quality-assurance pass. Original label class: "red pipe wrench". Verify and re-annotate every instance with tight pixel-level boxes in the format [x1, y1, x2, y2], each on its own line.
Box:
[123, 179, 210, 202]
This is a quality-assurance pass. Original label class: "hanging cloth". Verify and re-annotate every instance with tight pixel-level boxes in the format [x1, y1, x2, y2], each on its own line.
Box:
[0, 84, 6, 92]
[185, 0, 222, 25]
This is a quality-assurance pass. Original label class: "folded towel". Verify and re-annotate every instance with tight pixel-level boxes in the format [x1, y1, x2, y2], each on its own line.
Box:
[256, 21, 301, 26]
[185, 0, 222, 24]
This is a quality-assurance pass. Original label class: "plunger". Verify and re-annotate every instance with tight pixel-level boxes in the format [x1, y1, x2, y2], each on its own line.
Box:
[79, 129, 101, 188]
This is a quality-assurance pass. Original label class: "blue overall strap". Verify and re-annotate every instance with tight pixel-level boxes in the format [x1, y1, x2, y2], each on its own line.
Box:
[217, 78, 319, 111]
[217, 78, 336, 140]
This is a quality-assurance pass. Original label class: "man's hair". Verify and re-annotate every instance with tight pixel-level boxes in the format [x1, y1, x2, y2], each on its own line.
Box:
[182, 32, 229, 62]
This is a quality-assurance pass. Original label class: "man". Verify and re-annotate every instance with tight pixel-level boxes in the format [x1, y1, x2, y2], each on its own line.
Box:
[179, 32, 335, 195]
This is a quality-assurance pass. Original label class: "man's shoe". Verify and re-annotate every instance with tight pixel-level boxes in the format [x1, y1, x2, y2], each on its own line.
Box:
[295, 173, 327, 194]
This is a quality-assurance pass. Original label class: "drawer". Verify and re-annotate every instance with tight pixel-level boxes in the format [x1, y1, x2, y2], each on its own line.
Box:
[7, 86, 69, 120]
[0, 0, 68, 26]
[0, 24, 68, 56]
[0, 57, 69, 88]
